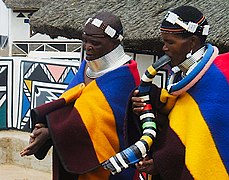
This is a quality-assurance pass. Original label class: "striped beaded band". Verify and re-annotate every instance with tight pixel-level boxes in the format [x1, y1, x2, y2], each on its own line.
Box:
[101, 55, 171, 174]
[160, 11, 209, 35]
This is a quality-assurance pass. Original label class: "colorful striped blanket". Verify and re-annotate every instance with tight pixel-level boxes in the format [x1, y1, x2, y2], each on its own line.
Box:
[31, 60, 140, 180]
[126, 47, 229, 179]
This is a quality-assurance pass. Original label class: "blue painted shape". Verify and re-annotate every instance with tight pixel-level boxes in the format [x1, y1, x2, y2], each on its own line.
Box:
[21, 93, 30, 118]
[63, 68, 76, 84]
[0, 101, 6, 129]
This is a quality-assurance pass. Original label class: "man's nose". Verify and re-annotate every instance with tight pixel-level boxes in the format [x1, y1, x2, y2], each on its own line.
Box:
[162, 44, 168, 52]
[84, 43, 93, 51]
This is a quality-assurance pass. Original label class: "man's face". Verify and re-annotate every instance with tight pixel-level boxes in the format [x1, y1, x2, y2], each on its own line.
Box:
[82, 24, 117, 61]
[161, 32, 192, 67]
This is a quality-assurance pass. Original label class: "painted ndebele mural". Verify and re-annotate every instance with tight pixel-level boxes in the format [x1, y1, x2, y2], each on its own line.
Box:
[0, 57, 80, 132]
[0, 59, 12, 130]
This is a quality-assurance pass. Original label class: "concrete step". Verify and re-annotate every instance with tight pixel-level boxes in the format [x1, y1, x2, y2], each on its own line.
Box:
[0, 130, 52, 180]
[0, 164, 51, 180]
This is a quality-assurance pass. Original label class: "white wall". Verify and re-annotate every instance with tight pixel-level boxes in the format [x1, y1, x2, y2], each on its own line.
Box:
[127, 52, 157, 76]
[11, 12, 31, 40]
[127, 52, 168, 88]
[30, 32, 74, 41]
[10, 11, 75, 41]
[0, 0, 9, 36]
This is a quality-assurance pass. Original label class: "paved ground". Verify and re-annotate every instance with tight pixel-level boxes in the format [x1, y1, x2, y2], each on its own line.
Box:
[0, 164, 51, 180]
[0, 130, 52, 180]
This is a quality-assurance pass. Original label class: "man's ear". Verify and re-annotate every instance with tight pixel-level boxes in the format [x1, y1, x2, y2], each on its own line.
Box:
[190, 35, 201, 50]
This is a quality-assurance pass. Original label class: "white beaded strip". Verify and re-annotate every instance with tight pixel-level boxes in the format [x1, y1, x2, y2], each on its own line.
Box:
[140, 113, 155, 120]
[165, 11, 209, 35]
[85, 18, 123, 41]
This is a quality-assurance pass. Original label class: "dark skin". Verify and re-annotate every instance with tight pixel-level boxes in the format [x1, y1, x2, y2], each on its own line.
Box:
[133, 32, 203, 175]
[132, 32, 202, 114]
[136, 156, 158, 175]
[20, 123, 49, 156]
[161, 33, 201, 66]
[82, 23, 119, 85]
[20, 20, 120, 157]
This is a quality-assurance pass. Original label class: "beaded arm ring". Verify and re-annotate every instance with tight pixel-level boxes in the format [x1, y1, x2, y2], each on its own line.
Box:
[102, 55, 171, 174]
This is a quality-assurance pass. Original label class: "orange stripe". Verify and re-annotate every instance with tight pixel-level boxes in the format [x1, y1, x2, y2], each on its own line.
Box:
[160, 15, 205, 33]
[196, 16, 205, 24]
[60, 83, 85, 104]
[160, 27, 185, 32]
[170, 92, 228, 178]
[75, 80, 119, 163]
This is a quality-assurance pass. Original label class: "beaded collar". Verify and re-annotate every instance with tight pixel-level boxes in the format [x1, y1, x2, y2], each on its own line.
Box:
[171, 45, 206, 76]
[86, 45, 131, 78]
[167, 44, 215, 93]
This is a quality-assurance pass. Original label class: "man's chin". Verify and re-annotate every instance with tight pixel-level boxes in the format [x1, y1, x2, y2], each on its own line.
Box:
[86, 56, 96, 61]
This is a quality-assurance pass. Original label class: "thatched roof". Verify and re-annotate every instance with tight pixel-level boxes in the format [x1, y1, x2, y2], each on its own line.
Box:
[3, 0, 50, 10]
[29, 0, 229, 55]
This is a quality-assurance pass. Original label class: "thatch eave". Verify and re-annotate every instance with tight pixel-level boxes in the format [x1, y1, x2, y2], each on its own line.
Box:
[3, 0, 51, 10]
[29, 0, 229, 54]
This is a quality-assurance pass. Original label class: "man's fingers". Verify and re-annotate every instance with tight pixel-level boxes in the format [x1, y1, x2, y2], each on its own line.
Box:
[132, 96, 144, 103]
[35, 123, 45, 129]
[143, 159, 154, 165]
[133, 107, 144, 114]
[29, 137, 35, 144]
[133, 102, 146, 107]
[31, 128, 43, 137]
[20, 149, 30, 156]
[133, 89, 139, 96]
[30, 133, 35, 138]
[20, 146, 33, 156]
[20, 140, 38, 156]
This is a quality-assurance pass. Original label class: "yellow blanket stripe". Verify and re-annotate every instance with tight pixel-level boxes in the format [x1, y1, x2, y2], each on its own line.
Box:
[74, 81, 119, 163]
[169, 92, 228, 179]
[160, 88, 177, 114]
[60, 83, 85, 104]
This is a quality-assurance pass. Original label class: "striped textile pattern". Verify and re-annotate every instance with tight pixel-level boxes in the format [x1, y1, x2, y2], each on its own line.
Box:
[125, 46, 229, 180]
[32, 60, 140, 180]
[102, 55, 171, 174]
[155, 51, 229, 179]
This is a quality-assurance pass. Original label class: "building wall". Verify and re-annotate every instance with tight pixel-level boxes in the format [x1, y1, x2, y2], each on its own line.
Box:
[0, 2, 81, 56]
[10, 10, 74, 41]
[10, 11, 30, 41]
[0, 0, 9, 36]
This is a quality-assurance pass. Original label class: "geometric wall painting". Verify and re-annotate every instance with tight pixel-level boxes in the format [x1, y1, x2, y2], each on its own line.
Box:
[0, 57, 80, 132]
[18, 60, 79, 132]
[0, 60, 12, 130]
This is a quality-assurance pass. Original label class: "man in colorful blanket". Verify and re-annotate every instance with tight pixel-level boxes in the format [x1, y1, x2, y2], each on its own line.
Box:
[20, 11, 140, 180]
[127, 5, 228, 180]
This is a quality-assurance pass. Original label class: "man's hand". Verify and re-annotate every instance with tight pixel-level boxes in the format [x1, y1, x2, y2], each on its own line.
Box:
[131, 89, 146, 115]
[20, 124, 49, 157]
[29, 123, 45, 144]
[135, 156, 158, 175]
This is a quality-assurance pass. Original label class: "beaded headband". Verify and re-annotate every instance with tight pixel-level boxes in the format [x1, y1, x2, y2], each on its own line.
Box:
[85, 17, 123, 41]
[161, 11, 210, 35]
